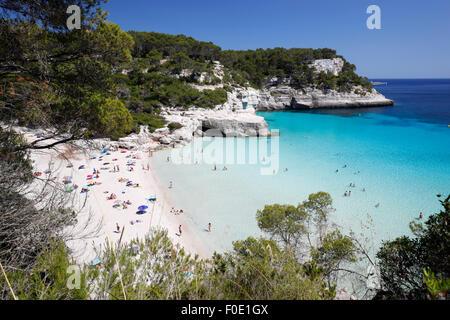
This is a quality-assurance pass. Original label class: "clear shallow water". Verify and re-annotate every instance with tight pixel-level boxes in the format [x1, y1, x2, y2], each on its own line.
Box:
[152, 79, 450, 254]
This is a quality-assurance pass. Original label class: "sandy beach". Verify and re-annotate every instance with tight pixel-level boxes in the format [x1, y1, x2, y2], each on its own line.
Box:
[26, 138, 211, 265]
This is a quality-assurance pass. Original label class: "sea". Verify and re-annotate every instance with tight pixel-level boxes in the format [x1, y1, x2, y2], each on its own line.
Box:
[151, 79, 450, 255]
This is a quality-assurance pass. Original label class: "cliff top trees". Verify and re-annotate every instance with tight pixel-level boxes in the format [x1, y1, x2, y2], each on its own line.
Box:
[0, 0, 135, 149]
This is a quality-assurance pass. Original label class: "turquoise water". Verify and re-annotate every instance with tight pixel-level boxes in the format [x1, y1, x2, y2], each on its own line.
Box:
[152, 80, 450, 255]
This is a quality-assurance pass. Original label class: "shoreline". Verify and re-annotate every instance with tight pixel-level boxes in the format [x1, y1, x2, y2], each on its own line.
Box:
[148, 154, 212, 258]
[25, 139, 212, 265]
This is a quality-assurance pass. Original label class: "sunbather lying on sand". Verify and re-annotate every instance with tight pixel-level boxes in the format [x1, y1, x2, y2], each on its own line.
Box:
[107, 193, 117, 200]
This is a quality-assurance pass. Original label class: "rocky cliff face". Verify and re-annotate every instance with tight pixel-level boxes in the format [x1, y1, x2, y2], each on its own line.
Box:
[308, 58, 344, 76]
[250, 86, 394, 110]
[154, 107, 269, 147]
[221, 58, 393, 111]
[127, 60, 394, 150]
[216, 85, 393, 114]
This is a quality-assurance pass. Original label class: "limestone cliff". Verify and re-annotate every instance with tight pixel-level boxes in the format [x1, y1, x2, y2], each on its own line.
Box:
[128, 59, 394, 150]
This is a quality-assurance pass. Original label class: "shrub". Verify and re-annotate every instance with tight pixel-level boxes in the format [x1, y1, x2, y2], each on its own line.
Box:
[168, 122, 183, 132]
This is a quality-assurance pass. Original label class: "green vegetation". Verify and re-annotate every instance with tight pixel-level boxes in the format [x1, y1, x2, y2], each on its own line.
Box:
[127, 33, 372, 93]
[0, 0, 135, 144]
[109, 32, 373, 129]
[375, 195, 450, 300]
[257, 192, 358, 284]
[0, 1, 374, 140]
[167, 122, 183, 132]
[5, 0, 444, 302]
[2, 194, 344, 300]
[131, 113, 167, 133]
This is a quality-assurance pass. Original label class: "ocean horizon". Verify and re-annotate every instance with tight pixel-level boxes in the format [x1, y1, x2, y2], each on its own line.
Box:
[151, 79, 450, 255]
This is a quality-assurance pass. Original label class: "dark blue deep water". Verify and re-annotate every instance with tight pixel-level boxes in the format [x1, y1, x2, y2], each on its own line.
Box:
[304, 79, 450, 125]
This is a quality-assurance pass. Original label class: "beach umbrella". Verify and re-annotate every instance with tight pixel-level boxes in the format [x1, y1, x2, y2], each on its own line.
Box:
[138, 205, 148, 211]
[89, 258, 101, 266]
[132, 245, 139, 254]
[102, 149, 107, 154]
[136, 210, 147, 215]
[78, 165, 85, 169]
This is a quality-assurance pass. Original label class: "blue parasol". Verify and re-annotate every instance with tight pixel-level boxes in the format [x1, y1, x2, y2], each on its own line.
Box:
[138, 205, 148, 211]
[89, 257, 101, 266]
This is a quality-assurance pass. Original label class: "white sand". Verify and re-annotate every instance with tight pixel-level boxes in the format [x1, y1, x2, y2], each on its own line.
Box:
[28, 142, 211, 265]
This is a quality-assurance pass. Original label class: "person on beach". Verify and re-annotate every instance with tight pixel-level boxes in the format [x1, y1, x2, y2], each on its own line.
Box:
[213, 164, 216, 171]
[208, 223, 211, 232]
[116, 223, 120, 233]
[349, 191, 351, 196]
[169, 181, 173, 189]
[419, 212, 423, 219]
[344, 191, 348, 197]
[179, 225, 182, 235]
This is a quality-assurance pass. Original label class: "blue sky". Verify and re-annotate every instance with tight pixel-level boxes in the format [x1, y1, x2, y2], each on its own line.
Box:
[103, 0, 450, 79]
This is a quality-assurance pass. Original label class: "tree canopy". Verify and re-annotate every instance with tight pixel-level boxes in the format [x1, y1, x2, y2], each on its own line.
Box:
[1, 0, 135, 148]
[375, 195, 450, 300]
